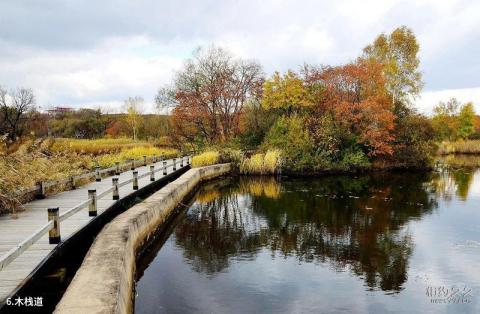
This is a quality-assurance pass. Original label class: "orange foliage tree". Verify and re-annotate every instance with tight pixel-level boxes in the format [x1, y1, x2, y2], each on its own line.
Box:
[303, 59, 395, 156]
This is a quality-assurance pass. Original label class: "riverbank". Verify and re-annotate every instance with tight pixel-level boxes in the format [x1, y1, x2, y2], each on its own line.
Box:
[54, 164, 231, 314]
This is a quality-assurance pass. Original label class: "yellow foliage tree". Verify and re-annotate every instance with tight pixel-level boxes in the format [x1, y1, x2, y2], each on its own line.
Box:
[261, 70, 313, 114]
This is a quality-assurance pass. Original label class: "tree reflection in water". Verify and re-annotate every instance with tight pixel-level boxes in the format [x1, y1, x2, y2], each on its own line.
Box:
[173, 173, 445, 293]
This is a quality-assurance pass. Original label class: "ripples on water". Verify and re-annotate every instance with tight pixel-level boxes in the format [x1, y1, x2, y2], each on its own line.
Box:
[135, 159, 480, 314]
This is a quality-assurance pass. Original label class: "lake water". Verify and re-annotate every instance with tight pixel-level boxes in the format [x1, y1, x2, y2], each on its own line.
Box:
[135, 164, 480, 314]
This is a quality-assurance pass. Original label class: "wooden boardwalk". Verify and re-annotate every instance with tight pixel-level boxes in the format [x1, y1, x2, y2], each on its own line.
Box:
[0, 157, 184, 303]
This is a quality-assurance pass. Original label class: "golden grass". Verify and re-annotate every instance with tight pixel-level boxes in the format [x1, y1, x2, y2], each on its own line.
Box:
[0, 138, 179, 214]
[94, 147, 178, 167]
[437, 140, 480, 155]
[0, 146, 92, 213]
[51, 138, 152, 155]
[192, 151, 220, 167]
[240, 149, 282, 174]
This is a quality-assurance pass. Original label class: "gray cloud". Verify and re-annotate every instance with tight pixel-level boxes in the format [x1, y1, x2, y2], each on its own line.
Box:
[1, 0, 480, 112]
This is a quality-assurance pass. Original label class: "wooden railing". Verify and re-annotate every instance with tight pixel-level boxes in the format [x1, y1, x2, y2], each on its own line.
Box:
[15, 153, 193, 200]
[0, 155, 192, 272]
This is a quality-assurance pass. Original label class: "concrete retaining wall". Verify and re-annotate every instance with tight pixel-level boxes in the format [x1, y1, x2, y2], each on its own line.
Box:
[54, 164, 231, 314]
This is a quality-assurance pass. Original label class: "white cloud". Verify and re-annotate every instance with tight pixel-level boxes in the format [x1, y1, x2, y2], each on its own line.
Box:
[416, 87, 480, 115]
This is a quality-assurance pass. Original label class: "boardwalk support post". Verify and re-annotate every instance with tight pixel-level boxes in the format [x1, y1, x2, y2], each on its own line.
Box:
[173, 158, 177, 171]
[133, 171, 139, 190]
[186, 156, 190, 165]
[153, 154, 157, 163]
[180, 156, 184, 167]
[143, 155, 147, 166]
[115, 161, 121, 175]
[163, 161, 167, 175]
[150, 165, 155, 181]
[95, 166, 101, 182]
[48, 207, 60, 244]
[70, 176, 76, 189]
[130, 159, 135, 170]
[112, 177, 119, 200]
[38, 181, 46, 199]
[88, 189, 97, 217]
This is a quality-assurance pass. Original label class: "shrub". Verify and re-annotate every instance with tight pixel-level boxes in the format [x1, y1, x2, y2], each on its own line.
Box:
[192, 151, 220, 167]
[262, 115, 323, 170]
[219, 148, 244, 169]
[339, 148, 370, 169]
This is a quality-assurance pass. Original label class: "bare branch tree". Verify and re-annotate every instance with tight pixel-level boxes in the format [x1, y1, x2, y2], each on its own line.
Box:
[157, 46, 263, 143]
[0, 86, 35, 142]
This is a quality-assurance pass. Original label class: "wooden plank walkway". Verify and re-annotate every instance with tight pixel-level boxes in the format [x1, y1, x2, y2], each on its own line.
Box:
[0, 157, 185, 303]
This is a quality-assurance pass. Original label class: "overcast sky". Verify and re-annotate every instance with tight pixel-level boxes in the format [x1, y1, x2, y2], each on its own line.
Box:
[1, 0, 479, 114]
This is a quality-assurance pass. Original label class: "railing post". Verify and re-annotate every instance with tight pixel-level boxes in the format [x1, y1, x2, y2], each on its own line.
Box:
[88, 189, 97, 217]
[153, 154, 157, 163]
[115, 161, 121, 175]
[180, 156, 184, 167]
[38, 181, 46, 199]
[163, 161, 167, 175]
[70, 176, 76, 189]
[143, 155, 147, 166]
[173, 158, 177, 171]
[130, 159, 135, 170]
[95, 166, 101, 182]
[112, 177, 119, 200]
[48, 207, 60, 244]
[186, 156, 190, 165]
[133, 171, 139, 190]
[150, 165, 155, 181]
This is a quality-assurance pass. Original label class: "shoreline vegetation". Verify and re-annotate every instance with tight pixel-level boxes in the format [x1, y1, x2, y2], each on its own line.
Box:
[1, 26, 480, 214]
[437, 140, 480, 155]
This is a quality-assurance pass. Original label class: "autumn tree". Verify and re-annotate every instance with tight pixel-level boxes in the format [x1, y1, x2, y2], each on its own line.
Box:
[262, 70, 313, 114]
[431, 98, 461, 140]
[156, 46, 263, 144]
[362, 26, 423, 107]
[304, 60, 396, 156]
[124, 96, 144, 141]
[0, 86, 35, 142]
[458, 102, 475, 139]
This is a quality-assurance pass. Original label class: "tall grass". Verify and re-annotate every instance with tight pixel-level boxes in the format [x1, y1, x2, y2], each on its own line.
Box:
[0, 142, 92, 213]
[94, 147, 178, 167]
[437, 140, 480, 155]
[51, 138, 152, 155]
[240, 150, 282, 175]
[0, 138, 179, 214]
[192, 151, 220, 167]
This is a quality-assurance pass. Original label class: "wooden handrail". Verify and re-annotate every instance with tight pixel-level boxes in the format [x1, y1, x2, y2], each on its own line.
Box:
[0, 220, 54, 271]
[15, 154, 188, 199]
[0, 155, 192, 271]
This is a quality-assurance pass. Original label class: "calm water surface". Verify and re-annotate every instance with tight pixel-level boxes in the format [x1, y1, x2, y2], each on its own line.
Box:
[135, 165, 480, 314]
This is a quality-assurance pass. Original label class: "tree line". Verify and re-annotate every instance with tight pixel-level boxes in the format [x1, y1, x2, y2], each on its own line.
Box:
[156, 26, 448, 170]
[2, 26, 478, 169]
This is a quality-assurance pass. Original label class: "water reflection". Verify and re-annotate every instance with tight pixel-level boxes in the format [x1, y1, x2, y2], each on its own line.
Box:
[135, 163, 480, 314]
[432, 155, 480, 200]
[174, 174, 439, 293]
